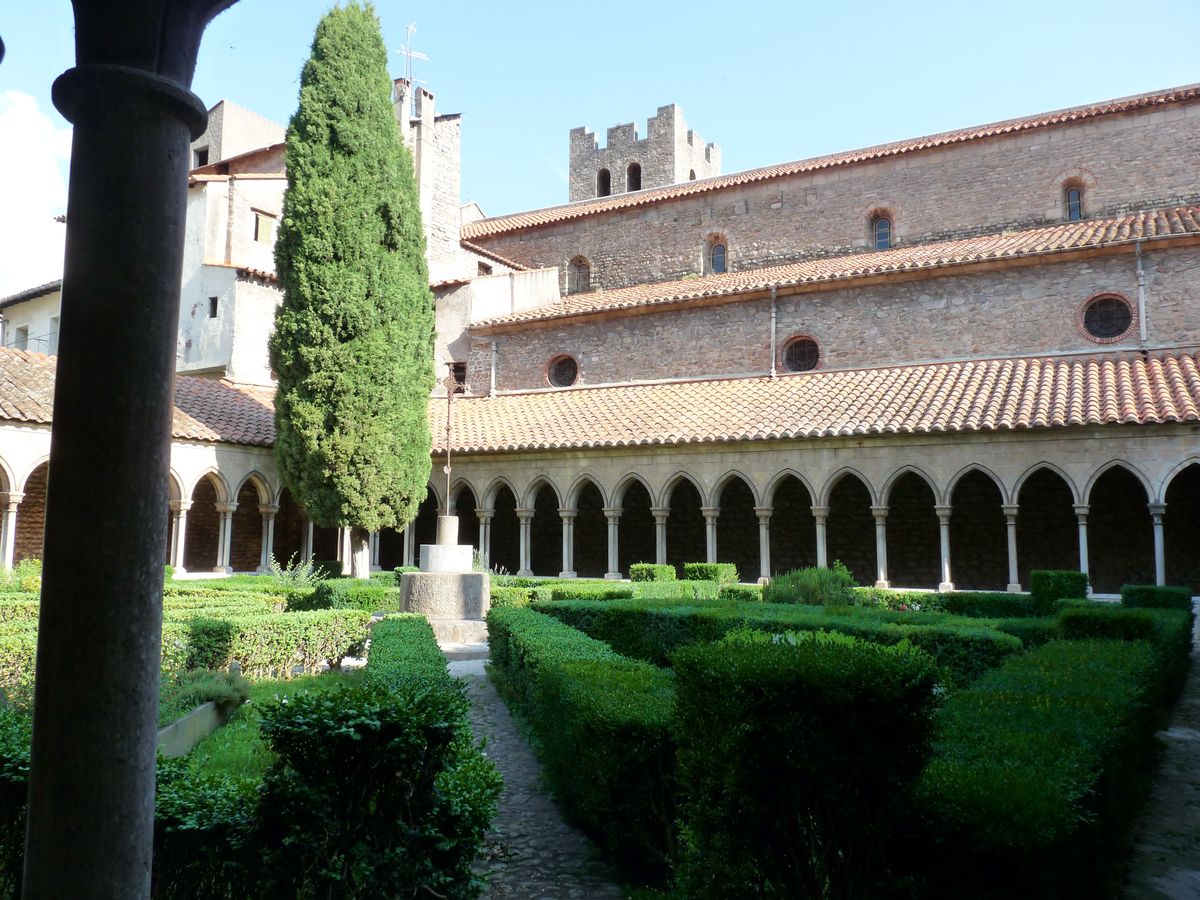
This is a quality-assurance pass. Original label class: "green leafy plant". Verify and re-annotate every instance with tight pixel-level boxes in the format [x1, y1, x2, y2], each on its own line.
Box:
[267, 553, 327, 589]
[763, 562, 855, 606]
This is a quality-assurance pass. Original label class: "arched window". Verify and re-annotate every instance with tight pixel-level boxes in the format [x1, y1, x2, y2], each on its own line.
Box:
[627, 162, 642, 192]
[1065, 186, 1083, 221]
[688, 169, 697, 181]
[597, 168, 611, 197]
[710, 242, 727, 274]
[567, 257, 591, 295]
[782, 336, 820, 373]
[871, 215, 892, 250]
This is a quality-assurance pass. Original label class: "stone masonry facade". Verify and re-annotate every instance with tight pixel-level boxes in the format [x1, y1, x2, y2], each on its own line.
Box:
[569, 104, 720, 202]
[490, 100, 1200, 291]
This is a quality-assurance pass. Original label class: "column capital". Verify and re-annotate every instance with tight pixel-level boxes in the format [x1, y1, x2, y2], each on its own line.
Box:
[809, 504, 829, 521]
[701, 506, 721, 522]
[753, 506, 773, 521]
[0, 491, 24, 509]
[1001, 504, 1020, 518]
[870, 505, 889, 521]
[515, 508, 535, 522]
[1073, 504, 1090, 520]
[214, 502, 237, 516]
[1147, 502, 1167, 519]
[602, 506, 623, 520]
[258, 504, 279, 518]
[558, 507, 578, 521]
[476, 508, 495, 523]
[934, 505, 953, 520]
[169, 498, 191, 513]
[650, 506, 671, 523]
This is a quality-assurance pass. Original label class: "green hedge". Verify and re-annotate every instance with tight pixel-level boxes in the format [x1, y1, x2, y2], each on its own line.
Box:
[1121, 583, 1194, 611]
[289, 578, 401, 613]
[682, 562, 738, 584]
[1056, 603, 1192, 700]
[765, 564, 855, 605]
[544, 584, 635, 602]
[629, 563, 676, 582]
[1030, 570, 1088, 611]
[487, 606, 676, 883]
[0, 602, 38, 626]
[914, 638, 1162, 898]
[490, 586, 532, 609]
[673, 630, 938, 898]
[717, 584, 761, 603]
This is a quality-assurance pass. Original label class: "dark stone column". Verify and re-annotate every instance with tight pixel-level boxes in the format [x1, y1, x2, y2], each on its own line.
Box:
[23, 3, 235, 897]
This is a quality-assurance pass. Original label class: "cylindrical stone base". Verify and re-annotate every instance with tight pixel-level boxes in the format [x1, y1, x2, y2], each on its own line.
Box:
[419, 543, 474, 573]
[400, 571, 490, 620]
[436, 515, 458, 545]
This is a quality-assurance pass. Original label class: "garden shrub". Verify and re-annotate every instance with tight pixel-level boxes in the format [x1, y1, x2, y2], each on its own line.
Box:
[1056, 603, 1192, 700]
[629, 563, 676, 582]
[546, 584, 635, 602]
[633, 580, 720, 602]
[0, 602, 38, 626]
[0, 631, 38, 703]
[1121, 583, 1194, 611]
[486, 606, 677, 883]
[764, 563, 854, 605]
[1029, 570, 1088, 612]
[308, 559, 343, 580]
[682, 562, 738, 584]
[391, 565, 419, 583]
[293, 578, 401, 613]
[673, 629, 939, 898]
[717, 584, 761, 603]
[489, 585, 532, 609]
[163, 564, 175, 581]
[991, 617, 1061, 647]
[914, 638, 1162, 898]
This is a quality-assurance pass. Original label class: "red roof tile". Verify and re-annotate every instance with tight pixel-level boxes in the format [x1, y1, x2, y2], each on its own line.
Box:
[463, 83, 1200, 240]
[0, 350, 276, 447]
[474, 206, 1200, 329]
[431, 352, 1200, 454]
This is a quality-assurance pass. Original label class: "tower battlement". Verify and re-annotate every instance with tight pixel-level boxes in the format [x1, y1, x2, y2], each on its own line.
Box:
[568, 104, 720, 202]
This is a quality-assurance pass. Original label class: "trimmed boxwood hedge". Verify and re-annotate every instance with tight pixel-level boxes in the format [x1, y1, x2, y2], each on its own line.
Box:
[914, 638, 1163, 898]
[629, 563, 676, 582]
[486, 606, 676, 883]
[673, 630, 939, 898]
[289, 578, 401, 613]
[543, 584, 635, 602]
[1121, 583, 1194, 611]
[682, 562, 738, 584]
[1030, 570, 1088, 610]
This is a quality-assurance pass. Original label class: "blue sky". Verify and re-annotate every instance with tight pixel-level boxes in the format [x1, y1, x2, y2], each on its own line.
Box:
[2, 1, 1200, 290]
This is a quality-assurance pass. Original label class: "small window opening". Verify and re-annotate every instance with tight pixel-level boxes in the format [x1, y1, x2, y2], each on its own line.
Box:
[782, 336, 819, 373]
[13, 326, 28, 352]
[48, 316, 60, 355]
[597, 168, 611, 197]
[626, 162, 642, 192]
[710, 243, 727, 274]
[254, 211, 276, 245]
[567, 257, 591, 295]
[1082, 295, 1132, 341]
[208, 296, 219, 319]
[689, 169, 697, 181]
[477, 261, 493, 276]
[450, 362, 467, 394]
[193, 146, 209, 168]
[548, 355, 579, 388]
[1066, 187, 1083, 222]
[871, 215, 892, 250]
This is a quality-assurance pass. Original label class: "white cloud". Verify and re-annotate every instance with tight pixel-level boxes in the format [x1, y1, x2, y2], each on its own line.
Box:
[0, 92, 71, 297]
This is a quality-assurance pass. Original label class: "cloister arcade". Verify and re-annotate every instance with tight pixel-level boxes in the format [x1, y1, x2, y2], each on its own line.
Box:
[0, 426, 1195, 595]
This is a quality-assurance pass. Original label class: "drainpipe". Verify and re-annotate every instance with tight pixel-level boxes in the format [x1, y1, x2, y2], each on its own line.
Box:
[1135, 240, 1147, 344]
[489, 340, 498, 397]
[769, 286, 778, 379]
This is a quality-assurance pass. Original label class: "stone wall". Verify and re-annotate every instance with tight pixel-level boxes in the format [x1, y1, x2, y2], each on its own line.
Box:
[471, 245, 1200, 391]
[482, 98, 1200, 290]
[13, 464, 47, 563]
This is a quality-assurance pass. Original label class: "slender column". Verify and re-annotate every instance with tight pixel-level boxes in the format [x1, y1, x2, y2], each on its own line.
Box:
[303, 521, 315, 563]
[368, 530, 381, 571]
[935, 505, 954, 593]
[1002, 504, 1021, 592]
[603, 506, 622, 579]
[871, 506, 889, 589]
[1149, 503, 1167, 586]
[651, 507, 670, 566]
[337, 527, 351, 574]
[516, 508, 534, 576]
[402, 525, 416, 568]
[1074, 504, 1090, 590]
[0, 492, 22, 572]
[559, 508, 577, 578]
[811, 505, 829, 568]
[167, 498, 188, 573]
[24, 10, 231, 894]
[754, 506, 772, 582]
[214, 503, 236, 574]
[477, 509, 494, 567]
[702, 506, 720, 564]
[257, 504, 279, 572]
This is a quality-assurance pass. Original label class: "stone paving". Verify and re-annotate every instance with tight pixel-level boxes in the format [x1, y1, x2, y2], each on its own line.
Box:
[447, 656, 623, 899]
[1125, 608, 1200, 899]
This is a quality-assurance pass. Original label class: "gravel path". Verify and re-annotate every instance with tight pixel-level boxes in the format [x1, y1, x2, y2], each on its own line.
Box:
[448, 657, 623, 899]
[1124, 607, 1200, 899]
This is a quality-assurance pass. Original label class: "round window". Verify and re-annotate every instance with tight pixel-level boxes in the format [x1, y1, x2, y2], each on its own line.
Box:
[547, 355, 579, 387]
[1082, 295, 1133, 341]
[782, 337, 819, 373]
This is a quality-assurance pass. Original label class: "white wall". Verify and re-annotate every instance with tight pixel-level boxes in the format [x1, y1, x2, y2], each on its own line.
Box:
[2, 291, 62, 354]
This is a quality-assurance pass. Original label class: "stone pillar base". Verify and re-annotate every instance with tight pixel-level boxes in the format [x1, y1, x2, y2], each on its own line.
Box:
[938, 582, 954, 593]
[1007, 582, 1023, 593]
[517, 569, 533, 577]
[874, 580, 890, 590]
[400, 572, 490, 621]
[559, 570, 577, 579]
[604, 572, 623, 580]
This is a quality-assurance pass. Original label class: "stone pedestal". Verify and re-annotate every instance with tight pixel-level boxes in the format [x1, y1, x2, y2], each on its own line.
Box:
[419, 543, 474, 573]
[400, 571, 490, 620]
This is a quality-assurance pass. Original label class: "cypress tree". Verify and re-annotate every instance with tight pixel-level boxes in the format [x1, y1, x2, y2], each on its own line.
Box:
[270, 1, 434, 577]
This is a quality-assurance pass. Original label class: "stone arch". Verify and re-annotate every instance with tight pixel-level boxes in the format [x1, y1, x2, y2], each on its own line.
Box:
[489, 481, 521, 575]
[1164, 462, 1200, 593]
[657, 470, 707, 509]
[945, 463, 1006, 506]
[565, 473, 609, 509]
[665, 474, 705, 575]
[232, 470, 272, 507]
[0, 455, 15, 496]
[522, 476, 562, 511]
[613, 471, 654, 507]
[818, 467, 878, 507]
[229, 476, 266, 572]
[596, 168, 611, 197]
[882, 465, 941, 506]
[1088, 463, 1154, 593]
[16, 454, 50, 496]
[1155, 457, 1200, 505]
[616, 476, 655, 577]
[949, 468, 1007, 590]
[767, 471, 816, 576]
[1016, 466, 1079, 586]
[529, 480, 561, 576]
[166, 468, 185, 503]
[183, 471, 225, 572]
[1083, 459, 1153, 506]
[572, 478, 607, 578]
[716, 473, 760, 581]
[885, 470, 940, 589]
[713, 469, 763, 508]
[450, 479, 481, 550]
[483, 475, 520, 511]
[825, 470, 875, 586]
[1013, 462, 1080, 506]
[14, 460, 49, 563]
[184, 467, 231, 506]
[272, 487, 307, 568]
[626, 161, 641, 191]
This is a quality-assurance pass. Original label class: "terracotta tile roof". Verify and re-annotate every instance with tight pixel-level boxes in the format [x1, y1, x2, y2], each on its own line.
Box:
[463, 83, 1200, 240]
[431, 352, 1200, 454]
[459, 239, 530, 272]
[474, 205, 1200, 329]
[0, 349, 276, 447]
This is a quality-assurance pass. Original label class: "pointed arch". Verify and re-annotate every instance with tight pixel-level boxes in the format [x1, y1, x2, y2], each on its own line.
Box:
[1087, 462, 1154, 592]
[232, 470, 272, 507]
[185, 468, 231, 505]
[948, 466, 1007, 590]
[765, 468, 817, 507]
[612, 471, 654, 507]
[1014, 462, 1080, 505]
[449, 477, 479, 512]
[882, 464, 940, 506]
[945, 463, 1006, 505]
[522, 476, 562, 510]
[713, 469, 763, 507]
[818, 467, 877, 507]
[424, 480, 444, 514]
[657, 470, 707, 509]
[616, 474, 655, 576]
[16, 454, 51, 496]
[1083, 459, 1152, 505]
[565, 473, 608, 509]
[715, 471, 760, 580]
[1159, 456, 1200, 504]
[166, 467, 185, 504]
[1164, 461, 1200, 592]
[824, 468, 876, 586]
[482, 475, 519, 511]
